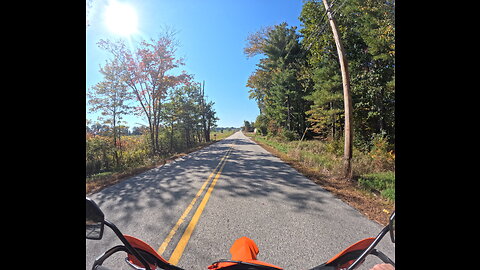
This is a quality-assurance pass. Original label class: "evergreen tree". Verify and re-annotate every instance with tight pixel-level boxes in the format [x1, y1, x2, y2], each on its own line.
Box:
[299, 0, 395, 146]
[245, 22, 309, 137]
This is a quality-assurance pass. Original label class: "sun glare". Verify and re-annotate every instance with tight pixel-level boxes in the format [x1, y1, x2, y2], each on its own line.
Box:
[104, 1, 138, 36]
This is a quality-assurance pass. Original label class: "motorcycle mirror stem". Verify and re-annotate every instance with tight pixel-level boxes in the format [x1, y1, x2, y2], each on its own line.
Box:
[87, 197, 152, 270]
[389, 212, 395, 243]
[101, 219, 153, 270]
[347, 211, 395, 270]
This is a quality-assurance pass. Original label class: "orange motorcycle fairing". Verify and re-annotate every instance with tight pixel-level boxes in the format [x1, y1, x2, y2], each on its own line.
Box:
[324, 237, 375, 269]
[124, 234, 171, 269]
[208, 237, 283, 270]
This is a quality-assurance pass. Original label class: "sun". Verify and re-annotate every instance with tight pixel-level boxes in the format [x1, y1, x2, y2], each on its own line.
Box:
[104, 1, 138, 36]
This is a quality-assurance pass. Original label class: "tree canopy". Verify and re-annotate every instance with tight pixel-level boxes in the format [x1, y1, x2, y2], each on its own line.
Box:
[246, 0, 395, 149]
[89, 32, 218, 158]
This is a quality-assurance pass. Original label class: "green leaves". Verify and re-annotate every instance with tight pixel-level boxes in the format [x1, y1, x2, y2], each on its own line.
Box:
[298, 0, 395, 142]
[90, 32, 217, 156]
[245, 22, 309, 136]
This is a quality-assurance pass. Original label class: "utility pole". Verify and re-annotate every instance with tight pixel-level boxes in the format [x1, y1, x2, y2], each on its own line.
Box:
[322, 0, 353, 180]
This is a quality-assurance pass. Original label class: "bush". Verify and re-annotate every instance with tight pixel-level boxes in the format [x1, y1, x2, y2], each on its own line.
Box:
[279, 129, 299, 142]
[369, 134, 395, 171]
[324, 138, 343, 156]
[86, 135, 150, 177]
[255, 114, 268, 135]
[86, 136, 114, 176]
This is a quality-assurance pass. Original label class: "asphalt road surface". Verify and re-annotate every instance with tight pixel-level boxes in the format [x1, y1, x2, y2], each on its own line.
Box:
[86, 131, 395, 270]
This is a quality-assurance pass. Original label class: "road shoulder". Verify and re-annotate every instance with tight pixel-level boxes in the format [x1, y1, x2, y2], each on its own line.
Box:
[244, 132, 394, 226]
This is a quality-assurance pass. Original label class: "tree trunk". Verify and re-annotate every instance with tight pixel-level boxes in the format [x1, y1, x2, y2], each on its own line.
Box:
[169, 120, 174, 153]
[201, 81, 210, 142]
[154, 123, 160, 155]
[331, 102, 336, 140]
[323, 0, 353, 180]
[148, 120, 156, 156]
[287, 95, 291, 131]
[112, 112, 120, 169]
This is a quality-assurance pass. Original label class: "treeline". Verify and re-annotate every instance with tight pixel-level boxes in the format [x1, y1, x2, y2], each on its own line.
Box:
[86, 123, 147, 136]
[245, 0, 394, 151]
[87, 31, 218, 176]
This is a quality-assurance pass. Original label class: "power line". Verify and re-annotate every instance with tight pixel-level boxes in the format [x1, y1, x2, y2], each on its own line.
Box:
[302, 0, 347, 51]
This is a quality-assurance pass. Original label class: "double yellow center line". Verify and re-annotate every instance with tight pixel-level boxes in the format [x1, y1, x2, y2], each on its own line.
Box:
[157, 146, 233, 265]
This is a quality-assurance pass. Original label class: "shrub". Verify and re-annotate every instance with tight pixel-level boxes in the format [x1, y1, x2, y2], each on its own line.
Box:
[86, 136, 114, 176]
[86, 135, 151, 177]
[279, 129, 299, 142]
[324, 138, 343, 156]
[369, 134, 395, 171]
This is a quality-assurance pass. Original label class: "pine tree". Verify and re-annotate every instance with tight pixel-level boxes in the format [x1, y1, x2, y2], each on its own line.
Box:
[245, 22, 309, 138]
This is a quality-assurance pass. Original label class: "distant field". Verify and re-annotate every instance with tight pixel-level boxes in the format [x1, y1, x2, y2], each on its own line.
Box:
[210, 129, 236, 141]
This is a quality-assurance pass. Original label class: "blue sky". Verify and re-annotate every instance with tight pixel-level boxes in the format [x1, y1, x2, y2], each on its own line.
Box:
[86, 0, 304, 129]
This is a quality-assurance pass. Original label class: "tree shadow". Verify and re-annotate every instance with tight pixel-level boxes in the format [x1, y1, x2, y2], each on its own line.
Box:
[90, 141, 233, 224]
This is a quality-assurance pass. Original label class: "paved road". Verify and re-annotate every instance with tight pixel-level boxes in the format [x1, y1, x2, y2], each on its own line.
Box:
[86, 131, 394, 270]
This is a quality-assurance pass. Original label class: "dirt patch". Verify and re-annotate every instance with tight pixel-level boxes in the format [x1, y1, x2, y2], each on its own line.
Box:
[248, 134, 394, 226]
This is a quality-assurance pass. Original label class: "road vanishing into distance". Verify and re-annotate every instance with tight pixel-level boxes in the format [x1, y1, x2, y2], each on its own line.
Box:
[86, 131, 395, 270]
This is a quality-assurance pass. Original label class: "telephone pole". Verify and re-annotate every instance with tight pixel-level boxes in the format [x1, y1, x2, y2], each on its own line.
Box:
[322, 0, 353, 180]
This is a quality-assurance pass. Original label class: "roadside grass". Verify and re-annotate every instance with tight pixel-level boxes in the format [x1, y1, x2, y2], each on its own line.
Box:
[245, 132, 395, 225]
[358, 172, 395, 201]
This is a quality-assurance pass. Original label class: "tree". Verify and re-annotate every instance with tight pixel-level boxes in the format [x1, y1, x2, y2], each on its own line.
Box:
[162, 82, 217, 150]
[131, 126, 146, 135]
[245, 23, 309, 137]
[254, 114, 268, 135]
[244, 26, 273, 58]
[98, 32, 192, 156]
[198, 81, 217, 142]
[161, 90, 180, 152]
[204, 101, 218, 139]
[243, 121, 253, 132]
[303, 64, 343, 138]
[88, 57, 133, 168]
[347, 0, 395, 143]
[300, 0, 395, 146]
[299, 0, 395, 177]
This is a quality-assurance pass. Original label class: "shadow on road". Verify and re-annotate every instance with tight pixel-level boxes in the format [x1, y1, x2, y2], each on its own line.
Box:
[90, 141, 232, 225]
[90, 134, 362, 229]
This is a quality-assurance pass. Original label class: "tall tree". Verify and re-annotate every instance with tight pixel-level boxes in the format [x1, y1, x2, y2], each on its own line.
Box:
[245, 23, 309, 137]
[204, 100, 218, 140]
[88, 57, 133, 168]
[164, 83, 217, 149]
[299, 0, 395, 177]
[347, 0, 395, 143]
[98, 32, 192, 156]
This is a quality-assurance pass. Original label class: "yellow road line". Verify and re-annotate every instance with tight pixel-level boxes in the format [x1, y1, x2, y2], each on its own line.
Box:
[157, 148, 231, 255]
[168, 148, 232, 265]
